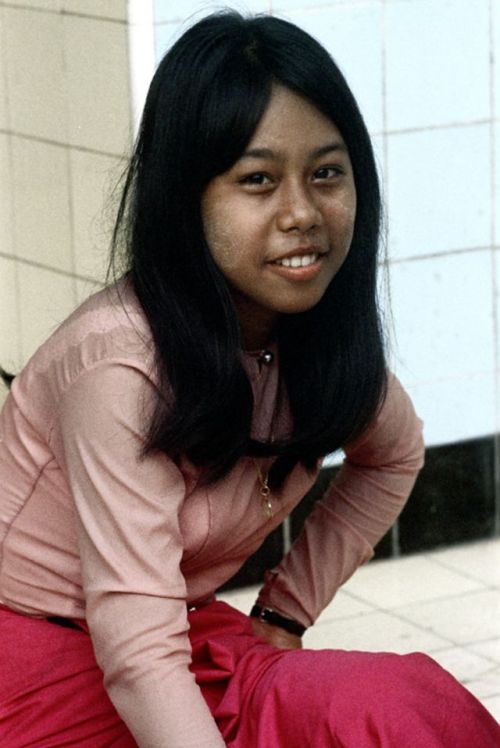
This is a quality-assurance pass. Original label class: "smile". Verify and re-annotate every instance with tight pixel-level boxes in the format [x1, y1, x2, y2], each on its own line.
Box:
[273, 253, 319, 268]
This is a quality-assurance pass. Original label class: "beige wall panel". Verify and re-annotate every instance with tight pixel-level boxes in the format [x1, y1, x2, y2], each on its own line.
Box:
[75, 277, 104, 305]
[11, 136, 73, 272]
[0, 134, 14, 256]
[0, 256, 21, 371]
[5, 1, 62, 9]
[0, 7, 8, 131]
[18, 264, 77, 363]
[63, 14, 131, 154]
[70, 149, 122, 281]
[0, 383, 8, 409]
[63, 0, 127, 20]
[4, 7, 67, 143]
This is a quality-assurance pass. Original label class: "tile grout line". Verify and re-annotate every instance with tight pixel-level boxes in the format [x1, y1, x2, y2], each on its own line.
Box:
[385, 117, 494, 137]
[431, 641, 500, 668]
[426, 552, 500, 588]
[1, 5, 27, 365]
[0, 128, 130, 160]
[384, 245, 496, 265]
[333, 586, 486, 614]
[61, 15, 78, 308]
[4, 245, 495, 301]
[2, 120, 498, 153]
[0, 2, 126, 24]
[0, 250, 106, 286]
[377, 587, 500, 644]
[319, 605, 460, 649]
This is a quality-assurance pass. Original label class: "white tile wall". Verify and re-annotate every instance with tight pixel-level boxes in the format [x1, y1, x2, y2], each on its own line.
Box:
[385, 0, 490, 131]
[153, 1, 276, 61]
[282, 2, 384, 134]
[495, 0, 500, 121]
[153, 0, 272, 24]
[495, 123, 500, 247]
[389, 250, 496, 443]
[11, 136, 73, 272]
[390, 251, 495, 385]
[371, 133, 386, 193]
[387, 124, 491, 260]
[404, 374, 496, 447]
[271, 0, 349, 11]
[154, 21, 185, 59]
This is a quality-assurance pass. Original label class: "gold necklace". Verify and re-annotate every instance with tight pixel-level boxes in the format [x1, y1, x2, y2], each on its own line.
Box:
[253, 460, 273, 519]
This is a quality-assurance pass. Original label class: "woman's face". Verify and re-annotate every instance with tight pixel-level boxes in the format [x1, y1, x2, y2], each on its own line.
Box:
[201, 85, 357, 349]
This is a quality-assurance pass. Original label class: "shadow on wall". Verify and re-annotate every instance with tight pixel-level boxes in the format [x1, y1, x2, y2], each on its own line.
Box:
[0, 368, 14, 388]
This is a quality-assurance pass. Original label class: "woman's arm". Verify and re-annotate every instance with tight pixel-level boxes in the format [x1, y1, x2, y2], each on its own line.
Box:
[255, 373, 424, 628]
[55, 362, 225, 748]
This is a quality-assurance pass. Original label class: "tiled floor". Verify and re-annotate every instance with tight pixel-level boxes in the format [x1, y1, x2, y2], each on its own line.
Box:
[219, 537, 500, 722]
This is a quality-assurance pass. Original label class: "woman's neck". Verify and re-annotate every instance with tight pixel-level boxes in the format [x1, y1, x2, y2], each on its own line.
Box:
[233, 296, 278, 351]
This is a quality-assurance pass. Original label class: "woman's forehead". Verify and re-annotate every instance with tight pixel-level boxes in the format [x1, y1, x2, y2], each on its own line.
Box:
[243, 85, 346, 156]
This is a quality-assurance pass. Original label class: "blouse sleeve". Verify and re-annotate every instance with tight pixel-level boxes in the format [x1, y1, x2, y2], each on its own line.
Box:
[54, 361, 225, 748]
[256, 373, 424, 627]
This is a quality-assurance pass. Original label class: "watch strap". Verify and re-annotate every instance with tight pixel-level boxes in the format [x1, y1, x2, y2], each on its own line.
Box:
[250, 604, 306, 637]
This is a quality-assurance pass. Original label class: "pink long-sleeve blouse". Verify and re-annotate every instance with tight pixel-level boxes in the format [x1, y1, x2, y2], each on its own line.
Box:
[0, 279, 424, 747]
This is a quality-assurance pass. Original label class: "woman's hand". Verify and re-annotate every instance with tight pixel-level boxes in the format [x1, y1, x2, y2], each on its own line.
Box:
[250, 617, 303, 649]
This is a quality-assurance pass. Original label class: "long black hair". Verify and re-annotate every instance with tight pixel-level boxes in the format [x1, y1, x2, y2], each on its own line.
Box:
[111, 10, 387, 487]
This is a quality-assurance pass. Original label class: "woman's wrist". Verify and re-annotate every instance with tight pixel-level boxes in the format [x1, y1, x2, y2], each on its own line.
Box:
[250, 604, 306, 637]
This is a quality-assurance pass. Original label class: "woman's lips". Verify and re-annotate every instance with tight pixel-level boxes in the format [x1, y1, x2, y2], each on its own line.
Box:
[273, 252, 319, 268]
[266, 251, 326, 281]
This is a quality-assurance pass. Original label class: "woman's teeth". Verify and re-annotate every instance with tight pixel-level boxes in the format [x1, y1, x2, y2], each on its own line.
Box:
[274, 253, 319, 268]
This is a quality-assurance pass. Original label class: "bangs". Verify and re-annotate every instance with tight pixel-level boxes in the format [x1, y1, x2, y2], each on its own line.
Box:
[195, 63, 273, 184]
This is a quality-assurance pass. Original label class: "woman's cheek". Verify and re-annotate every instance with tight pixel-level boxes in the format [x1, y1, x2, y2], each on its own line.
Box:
[331, 192, 357, 251]
[203, 214, 242, 272]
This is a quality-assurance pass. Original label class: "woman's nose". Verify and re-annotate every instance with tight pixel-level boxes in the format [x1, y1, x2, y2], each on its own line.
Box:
[276, 183, 321, 233]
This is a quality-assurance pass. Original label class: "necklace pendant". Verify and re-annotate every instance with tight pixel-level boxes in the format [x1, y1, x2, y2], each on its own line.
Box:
[253, 459, 273, 519]
[261, 494, 273, 518]
[259, 483, 273, 518]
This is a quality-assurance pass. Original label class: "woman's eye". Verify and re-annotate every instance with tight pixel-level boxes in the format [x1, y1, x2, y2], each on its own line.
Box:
[240, 173, 271, 186]
[314, 166, 343, 180]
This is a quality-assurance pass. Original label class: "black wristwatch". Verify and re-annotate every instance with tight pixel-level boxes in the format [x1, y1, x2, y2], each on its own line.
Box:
[250, 604, 306, 637]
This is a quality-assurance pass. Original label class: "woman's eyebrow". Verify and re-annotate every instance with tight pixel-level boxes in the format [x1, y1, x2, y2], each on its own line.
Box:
[313, 142, 348, 158]
[240, 142, 347, 162]
[240, 147, 279, 161]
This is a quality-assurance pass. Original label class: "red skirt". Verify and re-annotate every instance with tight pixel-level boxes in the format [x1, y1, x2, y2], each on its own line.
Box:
[1, 600, 499, 747]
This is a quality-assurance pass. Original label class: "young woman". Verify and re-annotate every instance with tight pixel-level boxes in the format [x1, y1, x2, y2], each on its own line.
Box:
[0, 10, 498, 747]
